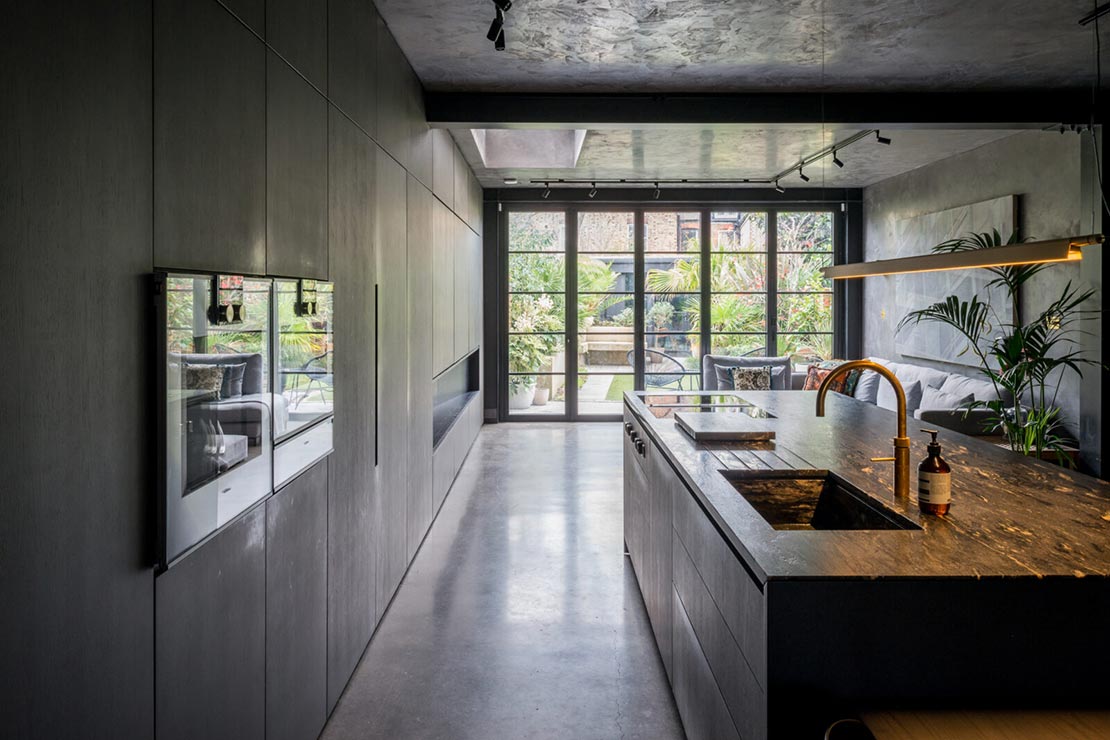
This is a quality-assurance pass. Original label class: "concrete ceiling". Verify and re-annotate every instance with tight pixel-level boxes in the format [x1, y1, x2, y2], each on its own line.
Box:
[452, 126, 1023, 188]
[376, 0, 1098, 93]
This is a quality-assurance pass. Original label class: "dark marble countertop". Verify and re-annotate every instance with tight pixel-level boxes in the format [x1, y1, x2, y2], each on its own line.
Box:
[625, 390, 1110, 583]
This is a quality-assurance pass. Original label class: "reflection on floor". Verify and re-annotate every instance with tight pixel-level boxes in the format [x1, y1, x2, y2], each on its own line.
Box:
[321, 422, 683, 740]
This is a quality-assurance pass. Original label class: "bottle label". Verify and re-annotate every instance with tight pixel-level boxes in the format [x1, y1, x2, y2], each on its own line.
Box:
[918, 472, 951, 505]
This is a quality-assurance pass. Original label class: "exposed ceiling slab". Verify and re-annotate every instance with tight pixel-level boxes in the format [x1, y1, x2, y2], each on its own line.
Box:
[452, 127, 1022, 188]
[376, 0, 1099, 93]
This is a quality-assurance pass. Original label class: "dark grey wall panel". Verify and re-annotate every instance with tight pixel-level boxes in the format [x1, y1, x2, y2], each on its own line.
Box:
[268, 53, 328, 279]
[375, 149, 410, 610]
[376, 23, 412, 169]
[431, 129, 456, 208]
[454, 216, 468, 361]
[223, 0, 264, 36]
[155, 0, 266, 274]
[266, 461, 328, 740]
[0, 2, 154, 737]
[407, 177, 435, 559]
[156, 508, 267, 740]
[408, 74, 434, 189]
[328, 0, 379, 137]
[432, 201, 454, 373]
[453, 146, 472, 230]
[267, 0, 327, 90]
[326, 108, 378, 710]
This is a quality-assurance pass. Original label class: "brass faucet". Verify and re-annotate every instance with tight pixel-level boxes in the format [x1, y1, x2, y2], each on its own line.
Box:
[814, 360, 910, 499]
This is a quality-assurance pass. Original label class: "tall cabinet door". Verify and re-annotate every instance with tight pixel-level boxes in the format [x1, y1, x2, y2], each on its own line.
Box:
[646, 437, 674, 678]
[326, 108, 377, 710]
[154, 0, 265, 274]
[407, 177, 435, 559]
[375, 149, 409, 610]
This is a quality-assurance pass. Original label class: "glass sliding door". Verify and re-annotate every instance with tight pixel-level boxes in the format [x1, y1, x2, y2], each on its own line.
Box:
[642, 211, 702, 392]
[507, 211, 568, 416]
[576, 212, 636, 416]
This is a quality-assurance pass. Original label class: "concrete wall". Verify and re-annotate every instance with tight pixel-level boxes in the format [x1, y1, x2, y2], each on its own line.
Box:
[862, 130, 1094, 443]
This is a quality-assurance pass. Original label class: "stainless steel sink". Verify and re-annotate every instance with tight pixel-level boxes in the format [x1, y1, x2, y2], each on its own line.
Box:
[720, 469, 922, 531]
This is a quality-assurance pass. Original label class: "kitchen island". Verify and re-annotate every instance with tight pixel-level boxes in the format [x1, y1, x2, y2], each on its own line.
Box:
[623, 390, 1110, 740]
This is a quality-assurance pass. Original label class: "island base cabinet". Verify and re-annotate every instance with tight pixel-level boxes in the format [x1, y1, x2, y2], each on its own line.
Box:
[671, 585, 741, 740]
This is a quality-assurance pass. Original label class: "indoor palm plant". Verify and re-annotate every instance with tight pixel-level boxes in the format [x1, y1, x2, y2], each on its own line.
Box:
[897, 230, 1100, 464]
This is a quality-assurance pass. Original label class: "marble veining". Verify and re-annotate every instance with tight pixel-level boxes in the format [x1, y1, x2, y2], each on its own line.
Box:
[627, 390, 1110, 581]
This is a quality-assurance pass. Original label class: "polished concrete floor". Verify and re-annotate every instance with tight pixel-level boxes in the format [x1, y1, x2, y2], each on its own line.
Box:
[321, 422, 683, 740]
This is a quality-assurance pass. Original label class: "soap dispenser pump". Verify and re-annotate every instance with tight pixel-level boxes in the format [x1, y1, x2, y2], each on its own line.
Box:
[918, 429, 951, 515]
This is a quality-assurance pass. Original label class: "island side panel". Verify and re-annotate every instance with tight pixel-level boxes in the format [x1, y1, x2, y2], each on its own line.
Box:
[764, 578, 1110, 739]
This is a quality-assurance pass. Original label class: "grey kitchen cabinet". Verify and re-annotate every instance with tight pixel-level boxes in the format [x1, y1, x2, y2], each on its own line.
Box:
[645, 435, 675, 678]
[375, 148, 410, 610]
[407, 176, 435, 559]
[154, 0, 265, 274]
[266, 461, 329, 740]
[326, 107, 378, 710]
[431, 129, 456, 208]
[328, 0, 378, 138]
[623, 410, 649, 579]
[469, 227, 483, 352]
[671, 584, 742, 740]
[453, 216, 469, 361]
[267, 0, 327, 90]
[267, 52, 328, 279]
[156, 508, 267, 740]
[375, 24, 412, 169]
[431, 200, 454, 374]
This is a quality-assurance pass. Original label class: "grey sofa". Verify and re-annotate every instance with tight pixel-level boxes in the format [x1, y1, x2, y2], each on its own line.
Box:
[702, 354, 804, 391]
[852, 356, 1005, 437]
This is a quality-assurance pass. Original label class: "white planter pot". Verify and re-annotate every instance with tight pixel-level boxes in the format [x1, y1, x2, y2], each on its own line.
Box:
[532, 387, 550, 406]
[508, 384, 536, 409]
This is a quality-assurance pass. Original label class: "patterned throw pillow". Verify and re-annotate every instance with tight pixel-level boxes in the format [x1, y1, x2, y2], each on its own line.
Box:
[183, 363, 225, 397]
[729, 366, 772, 391]
[802, 360, 861, 394]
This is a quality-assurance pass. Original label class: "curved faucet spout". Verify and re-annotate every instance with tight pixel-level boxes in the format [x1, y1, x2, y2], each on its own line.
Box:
[813, 360, 910, 498]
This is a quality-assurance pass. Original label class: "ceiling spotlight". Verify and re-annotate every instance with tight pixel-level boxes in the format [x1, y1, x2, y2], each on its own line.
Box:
[588, 183, 598, 199]
[653, 183, 661, 200]
[492, 0, 512, 10]
[832, 150, 845, 168]
[798, 167, 811, 183]
[774, 180, 786, 194]
[875, 131, 892, 145]
[541, 183, 551, 199]
[494, 30, 505, 50]
[503, 177, 518, 185]
[487, 8, 503, 42]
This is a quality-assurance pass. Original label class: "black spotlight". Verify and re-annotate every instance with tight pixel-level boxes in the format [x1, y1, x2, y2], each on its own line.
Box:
[875, 130, 892, 145]
[798, 167, 811, 183]
[832, 150, 845, 168]
[653, 183, 661, 200]
[588, 183, 598, 199]
[542, 183, 551, 199]
[774, 180, 786, 194]
[493, 0, 512, 10]
[487, 7, 503, 42]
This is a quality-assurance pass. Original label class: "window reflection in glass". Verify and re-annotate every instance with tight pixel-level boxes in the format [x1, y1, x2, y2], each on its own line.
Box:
[275, 280, 334, 440]
[162, 273, 273, 563]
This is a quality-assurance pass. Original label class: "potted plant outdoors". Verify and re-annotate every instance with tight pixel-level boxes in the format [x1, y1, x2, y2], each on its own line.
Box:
[508, 293, 563, 409]
[897, 230, 1101, 466]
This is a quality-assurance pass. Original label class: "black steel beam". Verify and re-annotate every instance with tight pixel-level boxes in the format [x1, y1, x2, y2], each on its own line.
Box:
[426, 90, 1096, 129]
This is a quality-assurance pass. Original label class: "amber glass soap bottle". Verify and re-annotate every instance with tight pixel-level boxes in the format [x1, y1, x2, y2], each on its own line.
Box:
[917, 428, 951, 515]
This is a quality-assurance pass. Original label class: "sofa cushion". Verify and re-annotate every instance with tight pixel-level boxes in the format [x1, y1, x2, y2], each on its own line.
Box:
[853, 357, 890, 404]
[937, 373, 1002, 403]
[730, 366, 772, 391]
[702, 354, 791, 391]
[918, 385, 974, 412]
[878, 378, 923, 414]
[183, 363, 224, 396]
[885, 360, 950, 395]
[215, 362, 246, 398]
[177, 352, 264, 395]
[714, 364, 736, 390]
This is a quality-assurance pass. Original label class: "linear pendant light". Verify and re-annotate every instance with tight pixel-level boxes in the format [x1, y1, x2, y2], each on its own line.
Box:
[822, 234, 1103, 280]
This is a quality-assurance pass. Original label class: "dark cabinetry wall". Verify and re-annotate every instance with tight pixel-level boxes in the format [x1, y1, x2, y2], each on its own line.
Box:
[326, 106, 379, 710]
[0, 3, 154, 737]
[156, 508, 267, 740]
[267, 52, 329, 279]
[266, 461, 329, 740]
[5, 1, 484, 738]
[154, 0, 266, 274]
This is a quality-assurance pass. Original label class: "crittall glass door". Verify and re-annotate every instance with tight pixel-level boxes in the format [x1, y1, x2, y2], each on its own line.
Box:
[503, 206, 839, 420]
